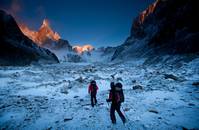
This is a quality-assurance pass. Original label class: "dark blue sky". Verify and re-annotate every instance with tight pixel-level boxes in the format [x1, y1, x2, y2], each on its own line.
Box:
[0, 0, 154, 47]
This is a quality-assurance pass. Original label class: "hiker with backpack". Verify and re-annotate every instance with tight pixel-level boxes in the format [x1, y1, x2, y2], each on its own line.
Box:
[88, 80, 99, 107]
[106, 82, 126, 124]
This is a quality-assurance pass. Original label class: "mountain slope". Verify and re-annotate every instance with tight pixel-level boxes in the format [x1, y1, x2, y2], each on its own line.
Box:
[19, 19, 97, 62]
[112, 0, 199, 60]
[0, 57, 199, 129]
[0, 10, 59, 66]
[19, 19, 60, 46]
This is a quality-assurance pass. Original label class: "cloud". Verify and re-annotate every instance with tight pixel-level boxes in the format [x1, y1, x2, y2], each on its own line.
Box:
[0, 0, 22, 19]
[10, 0, 21, 13]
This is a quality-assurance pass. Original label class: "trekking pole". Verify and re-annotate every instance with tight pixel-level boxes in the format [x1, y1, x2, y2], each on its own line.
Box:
[121, 106, 129, 121]
[121, 106, 134, 128]
[107, 102, 109, 108]
[106, 102, 110, 111]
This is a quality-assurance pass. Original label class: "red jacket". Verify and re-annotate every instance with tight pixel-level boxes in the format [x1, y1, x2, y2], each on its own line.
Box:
[88, 84, 98, 94]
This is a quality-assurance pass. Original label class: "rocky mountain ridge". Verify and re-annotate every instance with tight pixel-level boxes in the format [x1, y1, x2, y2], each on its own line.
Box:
[0, 10, 59, 66]
[112, 0, 199, 61]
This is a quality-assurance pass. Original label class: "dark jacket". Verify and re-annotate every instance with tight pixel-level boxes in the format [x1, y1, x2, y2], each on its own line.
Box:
[88, 84, 98, 94]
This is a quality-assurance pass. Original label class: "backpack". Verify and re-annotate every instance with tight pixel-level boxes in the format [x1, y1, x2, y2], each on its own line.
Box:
[91, 80, 97, 93]
[92, 84, 97, 92]
[119, 89, 124, 102]
[115, 83, 124, 103]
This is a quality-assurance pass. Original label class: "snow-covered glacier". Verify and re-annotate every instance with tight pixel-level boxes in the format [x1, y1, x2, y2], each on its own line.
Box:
[0, 56, 199, 130]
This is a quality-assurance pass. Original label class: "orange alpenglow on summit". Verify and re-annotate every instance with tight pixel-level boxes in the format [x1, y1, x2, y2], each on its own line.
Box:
[139, 0, 158, 24]
[19, 19, 60, 46]
[73, 45, 94, 54]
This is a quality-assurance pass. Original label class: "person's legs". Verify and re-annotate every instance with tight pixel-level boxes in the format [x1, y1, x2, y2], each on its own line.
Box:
[91, 94, 94, 107]
[110, 104, 116, 124]
[94, 93, 97, 105]
[116, 103, 126, 123]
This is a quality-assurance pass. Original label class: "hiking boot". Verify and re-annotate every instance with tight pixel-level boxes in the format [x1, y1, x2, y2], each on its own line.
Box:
[122, 119, 127, 124]
[112, 120, 116, 124]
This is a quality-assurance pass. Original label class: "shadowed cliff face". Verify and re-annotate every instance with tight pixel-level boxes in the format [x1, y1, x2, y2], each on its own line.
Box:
[0, 10, 59, 66]
[112, 0, 199, 60]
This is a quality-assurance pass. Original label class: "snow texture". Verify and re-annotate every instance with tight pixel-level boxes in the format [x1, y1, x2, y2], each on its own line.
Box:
[0, 56, 199, 130]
